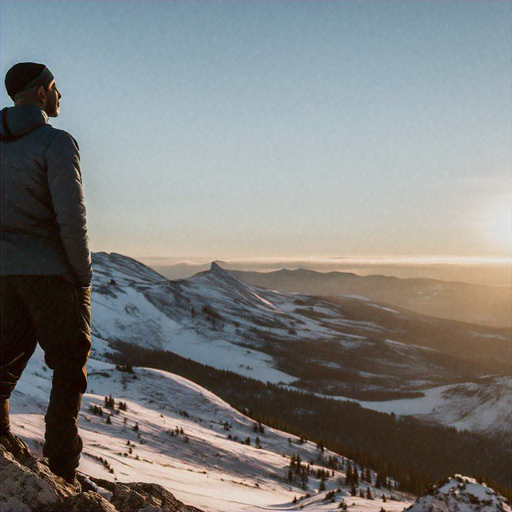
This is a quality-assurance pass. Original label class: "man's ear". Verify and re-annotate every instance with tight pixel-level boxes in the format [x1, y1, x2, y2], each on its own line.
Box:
[35, 85, 47, 105]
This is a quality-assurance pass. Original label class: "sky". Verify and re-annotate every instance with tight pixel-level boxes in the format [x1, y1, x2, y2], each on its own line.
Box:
[1, 0, 511, 264]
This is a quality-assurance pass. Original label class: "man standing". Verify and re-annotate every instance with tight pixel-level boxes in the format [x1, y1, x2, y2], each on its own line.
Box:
[1, 62, 92, 484]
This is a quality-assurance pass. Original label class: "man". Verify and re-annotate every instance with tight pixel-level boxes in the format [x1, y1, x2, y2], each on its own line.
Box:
[1, 62, 92, 484]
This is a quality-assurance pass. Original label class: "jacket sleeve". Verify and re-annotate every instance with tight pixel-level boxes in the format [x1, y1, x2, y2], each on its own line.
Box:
[45, 130, 92, 287]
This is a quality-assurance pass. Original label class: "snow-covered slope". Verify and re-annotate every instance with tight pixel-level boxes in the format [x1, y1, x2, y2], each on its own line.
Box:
[406, 475, 511, 512]
[10, 347, 414, 512]
[89, 252, 511, 440]
[357, 377, 512, 441]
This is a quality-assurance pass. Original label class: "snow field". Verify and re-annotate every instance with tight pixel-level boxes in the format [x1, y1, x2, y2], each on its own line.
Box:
[10, 347, 413, 512]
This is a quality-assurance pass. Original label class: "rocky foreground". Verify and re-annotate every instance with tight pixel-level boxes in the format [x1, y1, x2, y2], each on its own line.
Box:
[0, 442, 201, 512]
[2, 437, 511, 512]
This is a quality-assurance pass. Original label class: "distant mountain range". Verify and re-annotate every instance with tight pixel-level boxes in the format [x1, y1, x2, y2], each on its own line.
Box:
[89, 252, 511, 440]
[228, 268, 511, 327]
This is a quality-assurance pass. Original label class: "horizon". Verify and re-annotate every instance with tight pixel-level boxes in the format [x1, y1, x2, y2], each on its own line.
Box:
[128, 253, 512, 286]
[136, 254, 512, 265]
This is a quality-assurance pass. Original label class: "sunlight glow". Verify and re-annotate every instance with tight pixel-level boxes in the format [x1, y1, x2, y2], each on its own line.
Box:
[480, 202, 512, 251]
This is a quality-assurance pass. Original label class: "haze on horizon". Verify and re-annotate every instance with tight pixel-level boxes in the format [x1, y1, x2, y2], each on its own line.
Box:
[1, 1, 510, 263]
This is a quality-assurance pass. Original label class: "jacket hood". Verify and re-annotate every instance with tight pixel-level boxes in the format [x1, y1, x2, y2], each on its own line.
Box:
[1, 105, 49, 141]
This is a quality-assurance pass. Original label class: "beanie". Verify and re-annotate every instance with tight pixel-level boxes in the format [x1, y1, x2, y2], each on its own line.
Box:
[5, 62, 54, 100]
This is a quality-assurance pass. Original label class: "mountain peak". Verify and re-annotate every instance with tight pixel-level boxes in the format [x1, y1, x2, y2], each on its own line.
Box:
[210, 261, 225, 273]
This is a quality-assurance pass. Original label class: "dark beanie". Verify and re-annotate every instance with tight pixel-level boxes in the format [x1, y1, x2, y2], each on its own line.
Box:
[5, 62, 54, 100]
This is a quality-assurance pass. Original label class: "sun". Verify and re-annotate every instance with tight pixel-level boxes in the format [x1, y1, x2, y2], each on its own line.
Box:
[480, 201, 511, 252]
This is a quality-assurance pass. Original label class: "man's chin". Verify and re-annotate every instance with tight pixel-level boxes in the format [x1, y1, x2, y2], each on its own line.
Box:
[48, 108, 60, 118]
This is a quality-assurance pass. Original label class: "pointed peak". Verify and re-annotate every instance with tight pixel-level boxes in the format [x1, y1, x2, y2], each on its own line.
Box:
[210, 261, 225, 272]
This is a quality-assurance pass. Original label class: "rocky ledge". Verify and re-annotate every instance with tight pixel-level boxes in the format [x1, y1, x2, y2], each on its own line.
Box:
[0, 441, 202, 512]
[405, 475, 511, 512]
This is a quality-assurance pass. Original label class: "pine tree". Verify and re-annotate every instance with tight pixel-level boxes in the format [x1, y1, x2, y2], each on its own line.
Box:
[105, 394, 115, 409]
[345, 465, 353, 486]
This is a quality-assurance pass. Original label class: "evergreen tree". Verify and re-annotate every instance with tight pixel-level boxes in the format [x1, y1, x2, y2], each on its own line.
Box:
[104, 394, 115, 409]
[345, 465, 353, 486]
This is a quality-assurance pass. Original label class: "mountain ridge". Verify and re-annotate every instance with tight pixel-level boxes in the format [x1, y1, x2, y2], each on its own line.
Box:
[228, 267, 512, 327]
[88, 252, 511, 440]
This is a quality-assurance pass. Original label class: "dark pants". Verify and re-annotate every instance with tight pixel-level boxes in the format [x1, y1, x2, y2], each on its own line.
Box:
[0, 275, 91, 473]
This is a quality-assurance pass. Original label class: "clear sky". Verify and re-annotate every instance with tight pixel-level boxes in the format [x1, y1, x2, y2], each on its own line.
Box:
[1, 0, 510, 262]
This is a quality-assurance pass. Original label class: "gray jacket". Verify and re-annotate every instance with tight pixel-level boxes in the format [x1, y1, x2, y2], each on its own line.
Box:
[1, 105, 92, 286]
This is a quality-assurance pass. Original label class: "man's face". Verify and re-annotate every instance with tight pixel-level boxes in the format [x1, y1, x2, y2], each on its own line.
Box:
[44, 80, 61, 117]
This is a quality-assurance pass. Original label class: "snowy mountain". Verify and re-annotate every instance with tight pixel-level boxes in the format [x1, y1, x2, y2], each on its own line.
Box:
[405, 475, 511, 512]
[90, 252, 511, 439]
[354, 376, 512, 444]
[9, 346, 415, 512]
[5, 252, 511, 511]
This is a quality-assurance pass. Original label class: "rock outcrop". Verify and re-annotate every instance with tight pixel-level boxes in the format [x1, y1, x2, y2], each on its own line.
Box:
[406, 475, 511, 512]
[0, 442, 202, 512]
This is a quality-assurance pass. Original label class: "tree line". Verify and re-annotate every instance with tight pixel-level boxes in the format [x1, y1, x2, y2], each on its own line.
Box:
[106, 340, 511, 500]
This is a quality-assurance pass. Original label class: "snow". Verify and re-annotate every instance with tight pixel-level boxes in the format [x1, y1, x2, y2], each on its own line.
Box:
[407, 475, 512, 512]
[352, 379, 512, 437]
[9, 346, 414, 512]
[86, 254, 512, 441]
[5, 253, 511, 512]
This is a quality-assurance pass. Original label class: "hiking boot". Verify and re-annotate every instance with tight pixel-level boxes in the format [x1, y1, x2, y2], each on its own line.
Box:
[49, 462, 80, 488]
[62, 475, 82, 492]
